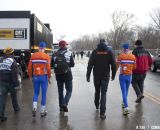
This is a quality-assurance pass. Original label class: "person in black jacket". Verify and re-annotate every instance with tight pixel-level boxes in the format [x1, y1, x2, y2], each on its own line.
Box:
[86, 39, 116, 119]
[0, 47, 20, 122]
[52, 40, 75, 112]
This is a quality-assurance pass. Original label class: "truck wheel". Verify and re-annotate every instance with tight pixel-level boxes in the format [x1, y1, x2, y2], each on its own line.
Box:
[151, 63, 157, 72]
[18, 73, 22, 89]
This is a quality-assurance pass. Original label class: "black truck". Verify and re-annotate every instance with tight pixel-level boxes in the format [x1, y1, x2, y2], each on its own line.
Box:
[0, 11, 53, 82]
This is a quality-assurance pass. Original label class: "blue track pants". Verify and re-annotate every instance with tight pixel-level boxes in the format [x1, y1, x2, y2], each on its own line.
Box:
[119, 74, 132, 108]
[33, 75, 48, 106]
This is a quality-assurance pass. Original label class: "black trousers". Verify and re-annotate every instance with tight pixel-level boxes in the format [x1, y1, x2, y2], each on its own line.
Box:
[94, 77, 109, 114]
[131, 74, 146, 97]
[0, 82, 19, 117]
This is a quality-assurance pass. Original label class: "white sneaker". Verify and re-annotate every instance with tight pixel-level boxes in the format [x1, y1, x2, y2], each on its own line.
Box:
[123, 108, 129, 116]
[41, 110, 47, 117]
[122, 103, 125, 109]
[32, 108, 37, 117]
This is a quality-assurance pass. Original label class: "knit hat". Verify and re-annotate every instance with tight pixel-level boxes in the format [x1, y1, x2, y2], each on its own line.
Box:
[59, 40, 68, 48]
[39, 41, 46, 48]
[3, 47, 14, 54]
[100, 39, 106, 44]
[135, 40, 142, 46]
[122, 43, 129, 49]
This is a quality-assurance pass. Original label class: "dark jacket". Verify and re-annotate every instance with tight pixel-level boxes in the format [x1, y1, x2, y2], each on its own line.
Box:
[86, 43, 116, 79]
[52, 48, 75, 81]
[0, 55, 19, 87]
[132, 46, 152, 74]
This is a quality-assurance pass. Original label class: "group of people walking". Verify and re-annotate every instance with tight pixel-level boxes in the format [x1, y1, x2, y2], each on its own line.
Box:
[28, 40, 75, 117]
[0, 40, 74, 122]
[0, 38, 152, 122]
[87, 39, 152, 119]
[72, 51, 84, 59]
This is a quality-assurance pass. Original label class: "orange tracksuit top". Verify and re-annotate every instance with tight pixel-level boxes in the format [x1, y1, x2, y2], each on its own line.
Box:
[28, 51, 51, 79]
[117, 52, 136, 75]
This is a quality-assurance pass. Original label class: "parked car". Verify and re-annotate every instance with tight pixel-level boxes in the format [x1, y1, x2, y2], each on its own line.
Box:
[151, 54, 160, 72]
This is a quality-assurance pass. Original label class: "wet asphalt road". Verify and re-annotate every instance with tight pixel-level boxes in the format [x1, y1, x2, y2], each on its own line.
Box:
[0, 57, 160, 130]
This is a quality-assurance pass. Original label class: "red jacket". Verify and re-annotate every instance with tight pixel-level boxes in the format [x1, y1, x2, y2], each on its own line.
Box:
[132, 46, 152, 74]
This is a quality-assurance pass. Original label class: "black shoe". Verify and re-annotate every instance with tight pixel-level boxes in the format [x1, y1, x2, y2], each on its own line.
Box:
[94, 101, 99, 110]
[62, 105, 68, 112]
[135, 95, 144, 103]
[96, 106, 99, 110]
[0, 116, 7, 122]
[14, 108, 20, 114]
[95, 105, 99, 110]
[100, 113, 106, 120]
[32, 108, 36, 117]
[60, 107, 64, 112]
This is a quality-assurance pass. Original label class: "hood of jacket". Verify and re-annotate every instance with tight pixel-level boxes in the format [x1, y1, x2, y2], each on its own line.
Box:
[97, 43, 108, 51]
[135, 46, 144, 50]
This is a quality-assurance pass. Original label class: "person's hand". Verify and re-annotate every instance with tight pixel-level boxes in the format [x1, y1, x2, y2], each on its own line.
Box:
[86, 77, 90, 82]
[48, 79, 51, 84]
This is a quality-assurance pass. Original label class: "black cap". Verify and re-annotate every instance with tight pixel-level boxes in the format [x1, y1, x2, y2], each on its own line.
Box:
[135, 40, 142, 46]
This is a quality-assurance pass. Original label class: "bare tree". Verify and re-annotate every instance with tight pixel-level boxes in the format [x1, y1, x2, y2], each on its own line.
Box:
[111, 10, 135, 49]
[150, 9, 160, 30]
[148, 8, 160, 48]
[137, 25, 160, 49]
[70, 34, 100, 51]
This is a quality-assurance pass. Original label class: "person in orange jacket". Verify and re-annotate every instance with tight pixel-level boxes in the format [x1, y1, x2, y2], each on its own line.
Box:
[28, 41, 51, 117]
[117, 43, 136, 116]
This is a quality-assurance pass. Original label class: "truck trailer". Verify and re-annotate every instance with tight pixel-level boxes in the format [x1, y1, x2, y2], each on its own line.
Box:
[0, 11, 53, 81]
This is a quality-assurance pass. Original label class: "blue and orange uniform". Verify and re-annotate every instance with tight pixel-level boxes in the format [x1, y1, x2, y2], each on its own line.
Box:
[117, 43, 136, 114]
[28, 42, 51, 116]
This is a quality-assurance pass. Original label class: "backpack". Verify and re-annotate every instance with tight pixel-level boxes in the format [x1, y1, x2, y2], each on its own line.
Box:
[54, 50, 70, 74]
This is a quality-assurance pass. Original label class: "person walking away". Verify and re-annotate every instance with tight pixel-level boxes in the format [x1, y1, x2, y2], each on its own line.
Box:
[72, 51, 75, 59]
[80, 51, 84, 59]
[28, 41, 51, 117]
[117, 43, 136, 116]
[87, 51, 91, 58]
[76, 52, 79, 60]
[0, 47, 20, 122]
[52, 40, 75, 112]
[132, 40, 152, 103]
[86, 39, 116, 120]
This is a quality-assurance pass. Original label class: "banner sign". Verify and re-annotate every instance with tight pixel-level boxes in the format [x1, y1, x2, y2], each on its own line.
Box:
[0, 28, 27, 40]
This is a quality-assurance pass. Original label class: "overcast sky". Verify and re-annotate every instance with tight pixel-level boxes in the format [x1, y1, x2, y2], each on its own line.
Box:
[1, 0, 160, 42]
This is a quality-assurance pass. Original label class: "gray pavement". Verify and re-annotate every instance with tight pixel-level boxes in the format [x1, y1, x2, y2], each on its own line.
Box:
[0, 57, 160, 130]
